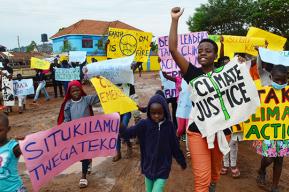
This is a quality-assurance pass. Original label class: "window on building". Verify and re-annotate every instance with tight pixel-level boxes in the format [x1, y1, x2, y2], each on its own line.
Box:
[82, 38, 93, 48]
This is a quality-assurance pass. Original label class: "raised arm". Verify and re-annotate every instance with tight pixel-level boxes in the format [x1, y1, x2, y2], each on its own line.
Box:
[169, 7, 189, 74]
[220, 35, 224, 58]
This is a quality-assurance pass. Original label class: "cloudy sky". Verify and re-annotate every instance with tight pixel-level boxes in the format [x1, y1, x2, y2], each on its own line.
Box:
[1, 0, 207, 49]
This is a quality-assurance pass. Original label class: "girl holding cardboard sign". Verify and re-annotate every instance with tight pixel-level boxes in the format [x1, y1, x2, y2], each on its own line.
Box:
[169, 7, 231, 192]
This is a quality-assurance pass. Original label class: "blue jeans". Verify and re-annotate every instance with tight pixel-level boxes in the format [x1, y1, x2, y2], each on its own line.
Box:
[63, 81, 69, 94]
[116, 112, 132, 152]
[33, 81, 50, 101]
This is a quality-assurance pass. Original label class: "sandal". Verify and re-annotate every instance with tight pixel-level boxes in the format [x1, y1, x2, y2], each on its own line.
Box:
[231, 167, 241, 178]
[79, 179, 88, 188]
[220, 166, 229, 175]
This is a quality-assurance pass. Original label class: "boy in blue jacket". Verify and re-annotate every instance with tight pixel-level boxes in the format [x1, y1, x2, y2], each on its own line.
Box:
[121, 94, 186, 192]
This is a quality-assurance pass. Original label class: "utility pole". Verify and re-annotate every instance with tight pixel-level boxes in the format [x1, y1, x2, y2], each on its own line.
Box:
[17, 35, 21, 52]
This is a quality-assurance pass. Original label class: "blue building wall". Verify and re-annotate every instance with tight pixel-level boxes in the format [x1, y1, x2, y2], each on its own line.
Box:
[52, 35, 108, 56]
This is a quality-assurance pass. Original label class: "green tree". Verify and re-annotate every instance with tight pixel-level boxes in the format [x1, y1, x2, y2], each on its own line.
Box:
[249, 0, 289, 48]
[26, 41, 37, 52]
[187, 0, 289, 48]
[60, 40, 73, 52]
[187, 0, 253, 35]
[150, 40, 158, 54]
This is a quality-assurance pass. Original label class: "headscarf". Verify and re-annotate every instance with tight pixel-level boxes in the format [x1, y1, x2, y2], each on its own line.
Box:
[57, 80, 93, 125]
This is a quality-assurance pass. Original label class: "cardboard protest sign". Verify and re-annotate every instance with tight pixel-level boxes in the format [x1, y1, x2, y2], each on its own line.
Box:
[13, 79, 34, 96]
[55, 67, 80, 81]
[247, 27, 287, 51]
[85, 55, 134, 84]
[20, 113, 120, 191]
[243, 86, 289, 140]
[222, 35, 265, 58]
[158, 32, 208, 98]
[176, 80, 192, 119]
[30, 57, 51, 70]
[108, 28, 152, 62]
[159, 71, 176, 98]
[258, 47, 289, 66]
[68, 51, 87, 63]
[91, 77, 138, 114]
[1, 70, 15, 106]
[189, 57, 260, 137]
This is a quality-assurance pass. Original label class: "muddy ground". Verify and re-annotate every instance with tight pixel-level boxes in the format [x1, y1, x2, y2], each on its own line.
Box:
[7, 72, 289, 192]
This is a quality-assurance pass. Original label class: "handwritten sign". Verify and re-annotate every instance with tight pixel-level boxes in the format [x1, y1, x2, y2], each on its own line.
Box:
[258, 47, 289, 66]
[55, 67, 80, 81]
[247, 27, 287, 51]
[158, 32, 208, 98]
[20, 113, 120, 191]
[68, 51, 87, 63]
[158, 32, 208, 71]
[189, 57, 260, 137]
[176, 80, 192, 119]
[13, 79, 34, 96]
[159, 71, 176, 98]
[1, 70, 15, 106]
[91, 77, 138, 114]
[222, 35, 265, 58]
[244, 86, 289, 140]
[85, 55, 134, 84]
[30, 57, 51, 70]
[108, 28, 152, 62]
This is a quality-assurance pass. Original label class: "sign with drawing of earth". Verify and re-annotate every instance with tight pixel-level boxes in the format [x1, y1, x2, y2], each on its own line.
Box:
[108, 27, 152, 62]
[119, 34, 137, 56]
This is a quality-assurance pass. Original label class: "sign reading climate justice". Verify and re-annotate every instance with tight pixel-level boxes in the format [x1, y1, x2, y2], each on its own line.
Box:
[20, 113, 120, 191]
[244, 85, 289, 140]
[189, 57, 260, 137]
[108, 28, 152, 62]
[158, 31, 208, 98]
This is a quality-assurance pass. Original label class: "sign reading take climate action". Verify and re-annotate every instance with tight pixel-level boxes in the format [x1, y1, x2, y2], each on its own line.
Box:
[91, 77, 138, 114]
[108, 28, 152, 62]
[20, 113, 120, 191]
[158, 31, 208, 98]
[30, 57, 51, 70]
[189, 57, 260, 137]
[244, 86, 289, 140]
[55, 67, 80, 81]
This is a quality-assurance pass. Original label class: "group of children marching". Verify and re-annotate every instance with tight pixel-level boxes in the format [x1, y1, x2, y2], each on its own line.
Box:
[1, 7, 289, 192]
